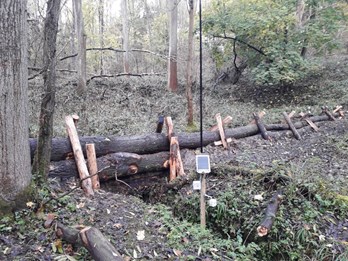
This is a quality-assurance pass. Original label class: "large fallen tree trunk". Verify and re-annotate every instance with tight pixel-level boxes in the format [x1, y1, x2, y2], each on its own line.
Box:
[30, 114, 336, 162]
[49, 151, 170, 180]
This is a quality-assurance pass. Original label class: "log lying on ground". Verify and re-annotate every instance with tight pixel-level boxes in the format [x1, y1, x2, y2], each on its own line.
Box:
[55, 222, 123, 261]
[49, 151, 169, 180]
[30, 114, 337, 162]
[257, 191, 283, 237]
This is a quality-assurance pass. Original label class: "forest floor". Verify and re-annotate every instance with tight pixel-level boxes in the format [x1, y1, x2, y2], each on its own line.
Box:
[1, 55, 348, 260]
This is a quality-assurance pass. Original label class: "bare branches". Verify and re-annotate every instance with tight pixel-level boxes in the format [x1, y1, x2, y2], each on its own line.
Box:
[59, 47, 169, 61]
[212, 34, 266, 56]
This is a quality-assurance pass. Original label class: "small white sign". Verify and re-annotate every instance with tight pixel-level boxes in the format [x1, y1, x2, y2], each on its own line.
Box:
[209, 198, 217, 207]
[192, 180, 201, 190]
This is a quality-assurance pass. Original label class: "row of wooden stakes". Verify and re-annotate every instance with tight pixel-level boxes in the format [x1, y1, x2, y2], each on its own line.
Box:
[208, 105, 344, 149]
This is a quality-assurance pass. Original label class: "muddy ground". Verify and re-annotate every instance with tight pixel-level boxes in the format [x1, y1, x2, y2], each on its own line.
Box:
[1, 55, 348, 260]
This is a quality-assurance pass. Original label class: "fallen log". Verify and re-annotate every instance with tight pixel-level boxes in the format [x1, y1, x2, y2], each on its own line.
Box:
[49, 151, 169, 180]
[30, 114, 337, 162]
[55, 222, 123, 261]
[257, 191, 283, 237]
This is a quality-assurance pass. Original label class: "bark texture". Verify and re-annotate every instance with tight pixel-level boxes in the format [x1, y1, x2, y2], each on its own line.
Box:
[186, 0, 195, 125]
[48, 151, 169, 180]
[121, 0, 130, 73]
[0, 0, 32, 214]
[32, 0, 61, 180]
[73, 0, 87, 94]
[167, 0, 178, 92]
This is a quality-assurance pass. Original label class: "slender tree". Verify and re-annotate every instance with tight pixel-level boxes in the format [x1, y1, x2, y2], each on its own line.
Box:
[0, 0, 32, 215]
[121, 0, 130, 73]
[73, 0, 87, 94]
[32, 0, 62, 181]
[186, 0, 195, 126]
[168, 0, 178, 92]
[98, 0, 105, 74]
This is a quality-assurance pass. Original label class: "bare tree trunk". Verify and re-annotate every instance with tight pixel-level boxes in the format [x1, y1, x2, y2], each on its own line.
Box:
[73, 0, 87, 94]
[70, 0, 77, 70]
[168, 0, 178, 92]
[98, 0, 105, 75]
[121, 0, 130, 73]
[144, 0, 152, 72]
[0, 0, 32, 215]
[186, 0, 195, 126]
[296, 0, 305, 29]
[32, 0, 62, 181]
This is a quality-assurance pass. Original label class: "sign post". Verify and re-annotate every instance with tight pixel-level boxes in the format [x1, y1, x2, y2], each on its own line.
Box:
[196, 155, 211, 229]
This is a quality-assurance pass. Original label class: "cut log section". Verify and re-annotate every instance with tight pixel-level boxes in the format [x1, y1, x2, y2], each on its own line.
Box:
[55, 222, 123, 261]
[282, 112, 301, 140]
[257, 191, 283, 237]
[30, 114, 340, 162]
[253, 113, 271, 140]
[86, 144, 100, 190]
[210, 115, 232, 131]
[65, 115, 94, 197]
[49, 151, 170, 181]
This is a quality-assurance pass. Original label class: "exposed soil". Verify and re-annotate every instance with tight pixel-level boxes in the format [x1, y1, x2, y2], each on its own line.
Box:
[1, 55, 348, 260]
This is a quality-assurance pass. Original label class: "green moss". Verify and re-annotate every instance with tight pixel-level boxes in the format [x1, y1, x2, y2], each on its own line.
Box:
[0, 181, 36, 216]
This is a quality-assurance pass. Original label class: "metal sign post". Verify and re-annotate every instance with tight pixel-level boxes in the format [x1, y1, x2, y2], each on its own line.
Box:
[196, 154, 211, 229]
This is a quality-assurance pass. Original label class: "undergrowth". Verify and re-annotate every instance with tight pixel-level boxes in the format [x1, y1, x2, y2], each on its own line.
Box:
[159, 164, 348, 260]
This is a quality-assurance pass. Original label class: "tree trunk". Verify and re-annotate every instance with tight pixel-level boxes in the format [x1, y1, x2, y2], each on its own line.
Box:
[32, 0, 61, 181]
[29, 114, 336, 162]
[98, 0, 105, 75]
[0, 0, 32, 215]
[48, 151, 170, 180]
[167, 0, 178, 92]
[70, 1, 77, 70]
[186, 0, 195, 126]
[73, 0, 87, 94]
[121, 0, 130, 74]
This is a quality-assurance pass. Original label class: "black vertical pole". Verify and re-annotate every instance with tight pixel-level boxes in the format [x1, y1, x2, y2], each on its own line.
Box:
[199, 0, 203, 153]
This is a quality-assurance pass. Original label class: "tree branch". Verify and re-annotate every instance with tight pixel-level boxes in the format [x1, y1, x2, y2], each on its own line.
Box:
[60, 47, 169, 61]
[212, 34, 266, 56]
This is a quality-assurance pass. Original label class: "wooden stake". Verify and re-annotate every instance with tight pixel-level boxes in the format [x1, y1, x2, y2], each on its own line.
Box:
[165, 116, 174, 139]
[322, 106, 336, 121]
[65, 115, 94, 197]
[333, 106, 343, 113]
[215, 113, 228, 149]
[86, 144, 100, 191]
[282, 112, 301, 140]
[253, 113, 270, 140]
[210, 116, 232, 131]
[214, 137, 233, 146]
[200, 173, 206, 229]
[299, 112, 319, 132]
[249, 111, 265, 125]
[169, 137, 178, 181]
